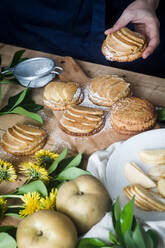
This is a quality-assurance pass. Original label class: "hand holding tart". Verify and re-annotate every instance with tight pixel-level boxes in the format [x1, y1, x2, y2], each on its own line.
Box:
[102, 27, 147, 62]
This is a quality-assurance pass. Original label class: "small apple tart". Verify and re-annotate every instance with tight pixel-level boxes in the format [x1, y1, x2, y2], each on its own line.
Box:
[88, 75, 131, 107]
[102, 27, 147, 62]
[43, 81, 84, 110]
[1, 123, 47, 155]
[59, 105, 105, 136]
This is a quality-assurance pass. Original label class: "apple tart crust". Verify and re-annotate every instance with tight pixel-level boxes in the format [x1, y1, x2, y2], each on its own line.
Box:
[59, 105, 105, 136]
[1, 123, 47, 155]
[43, 81, 84, 110]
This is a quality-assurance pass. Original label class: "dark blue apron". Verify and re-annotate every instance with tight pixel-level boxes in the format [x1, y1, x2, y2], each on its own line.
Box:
[0, 0, 106, 63]
[0, 0, 164, 77]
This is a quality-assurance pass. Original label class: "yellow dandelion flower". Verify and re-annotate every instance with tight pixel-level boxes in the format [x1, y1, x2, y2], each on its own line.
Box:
[19, 192, 42, 217]
[40, 188, 58, 210]
[0, 159, 17, 183]
[35, 150, 59, 167]
[0, 198, 7, 218]
[19, 162, 49, 182]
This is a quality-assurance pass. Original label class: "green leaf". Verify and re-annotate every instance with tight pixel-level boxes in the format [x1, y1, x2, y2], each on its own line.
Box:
[0, 226, 16, 233]
[0, 79, 17, 84]
[9, 49, 25, 68]
[113, 197, 121, 224]
[5, 213, 21, 219]
[9, 87, 28, 111]
[157, 108, 165, 122]
[65, 152, 82, 169]
[0, 232, 17, 248]
[48, 148, 68, 174]
[18, 180, 48, 197]
[120, 198, 134, 237]
[77, 238, 108, 248]
[146, 230, 158, 248]
[124, 230, 137, 248]
[56, 167, 90, 181]
[109, 232, 119, 245]
[10, 106, 43, 124]
[132, 224, 153, 248]
[0, 87, 43, 114]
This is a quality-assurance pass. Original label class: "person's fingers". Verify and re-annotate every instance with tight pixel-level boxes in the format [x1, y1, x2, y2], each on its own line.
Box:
[142, 20, 160, 58]
[104, 11, 132, 35]
[142, 36, 160, 58]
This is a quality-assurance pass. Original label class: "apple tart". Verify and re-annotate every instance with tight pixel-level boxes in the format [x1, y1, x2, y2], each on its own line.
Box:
[102, 27, 147, 62]
[1, 123, 47, 155]
[110, 97, 157, 135]
[43, 81, 84, 110]
[88, 75, 131, 107]
[59, 105, 105, 136]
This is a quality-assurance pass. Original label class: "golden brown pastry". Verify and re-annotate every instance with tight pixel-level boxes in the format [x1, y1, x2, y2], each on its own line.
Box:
[110, 97, 156, 135]
[102, 27, 147, 62]
[59, 105, 105, 136]
[1, 123, 47, 155]
[43, 81, 84, 110]
[88, 75, 131, 107]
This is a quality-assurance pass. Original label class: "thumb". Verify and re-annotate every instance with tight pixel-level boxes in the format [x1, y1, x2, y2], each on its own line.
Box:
[105, 12, 132, 35]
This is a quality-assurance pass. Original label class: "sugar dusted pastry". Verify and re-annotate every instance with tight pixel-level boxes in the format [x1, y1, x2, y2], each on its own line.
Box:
[88, 75, 131, 107]
[110, 97, 156, 135]
[1, 123, 47, 155]
[43, 81, 84, 110]
[59, 105, 105, 136]
[102, 27, 147, 62]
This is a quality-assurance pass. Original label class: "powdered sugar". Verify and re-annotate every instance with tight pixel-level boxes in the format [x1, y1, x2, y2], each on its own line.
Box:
[104, 46, 114, 60]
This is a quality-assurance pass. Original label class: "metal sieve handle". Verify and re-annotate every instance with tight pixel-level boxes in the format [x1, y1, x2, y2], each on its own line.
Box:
[51, 66, 63, 75]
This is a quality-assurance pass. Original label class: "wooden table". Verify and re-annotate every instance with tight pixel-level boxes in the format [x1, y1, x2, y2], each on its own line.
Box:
[0, 43, 165, 157]
[0, 43, 165, 227]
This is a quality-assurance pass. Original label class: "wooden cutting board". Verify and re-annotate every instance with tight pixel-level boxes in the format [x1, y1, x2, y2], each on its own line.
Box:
[0, 57, 136, 160]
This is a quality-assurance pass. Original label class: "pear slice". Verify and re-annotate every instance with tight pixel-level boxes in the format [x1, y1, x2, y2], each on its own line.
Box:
[123, 185, 151, 211]
[139, 149, 165, 165]
[157, 178, 165, 198]
[149, 165, 165, 180]
[133, 184, 165, 211]
[124, 162, 156, 188]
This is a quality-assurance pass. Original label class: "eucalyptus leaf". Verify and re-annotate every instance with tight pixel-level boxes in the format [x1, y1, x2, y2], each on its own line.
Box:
[18, 180, 48, 197]
[77, 238, 108, 248]
[65, 152, 82, 169]
[119, 198, 134, 237]
[9, 49, 25, 68]
[0, 232, 17, 248]
[10, 106, 43, 124]
[48, 147, 68, 174]
[56, 167, 90, 181]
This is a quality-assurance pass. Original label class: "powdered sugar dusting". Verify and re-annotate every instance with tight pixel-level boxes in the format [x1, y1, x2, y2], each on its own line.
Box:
[104, 46, 114, 60]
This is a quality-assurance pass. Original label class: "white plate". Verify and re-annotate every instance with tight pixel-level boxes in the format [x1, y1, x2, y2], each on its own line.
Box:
[106, 129, 165, 221]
